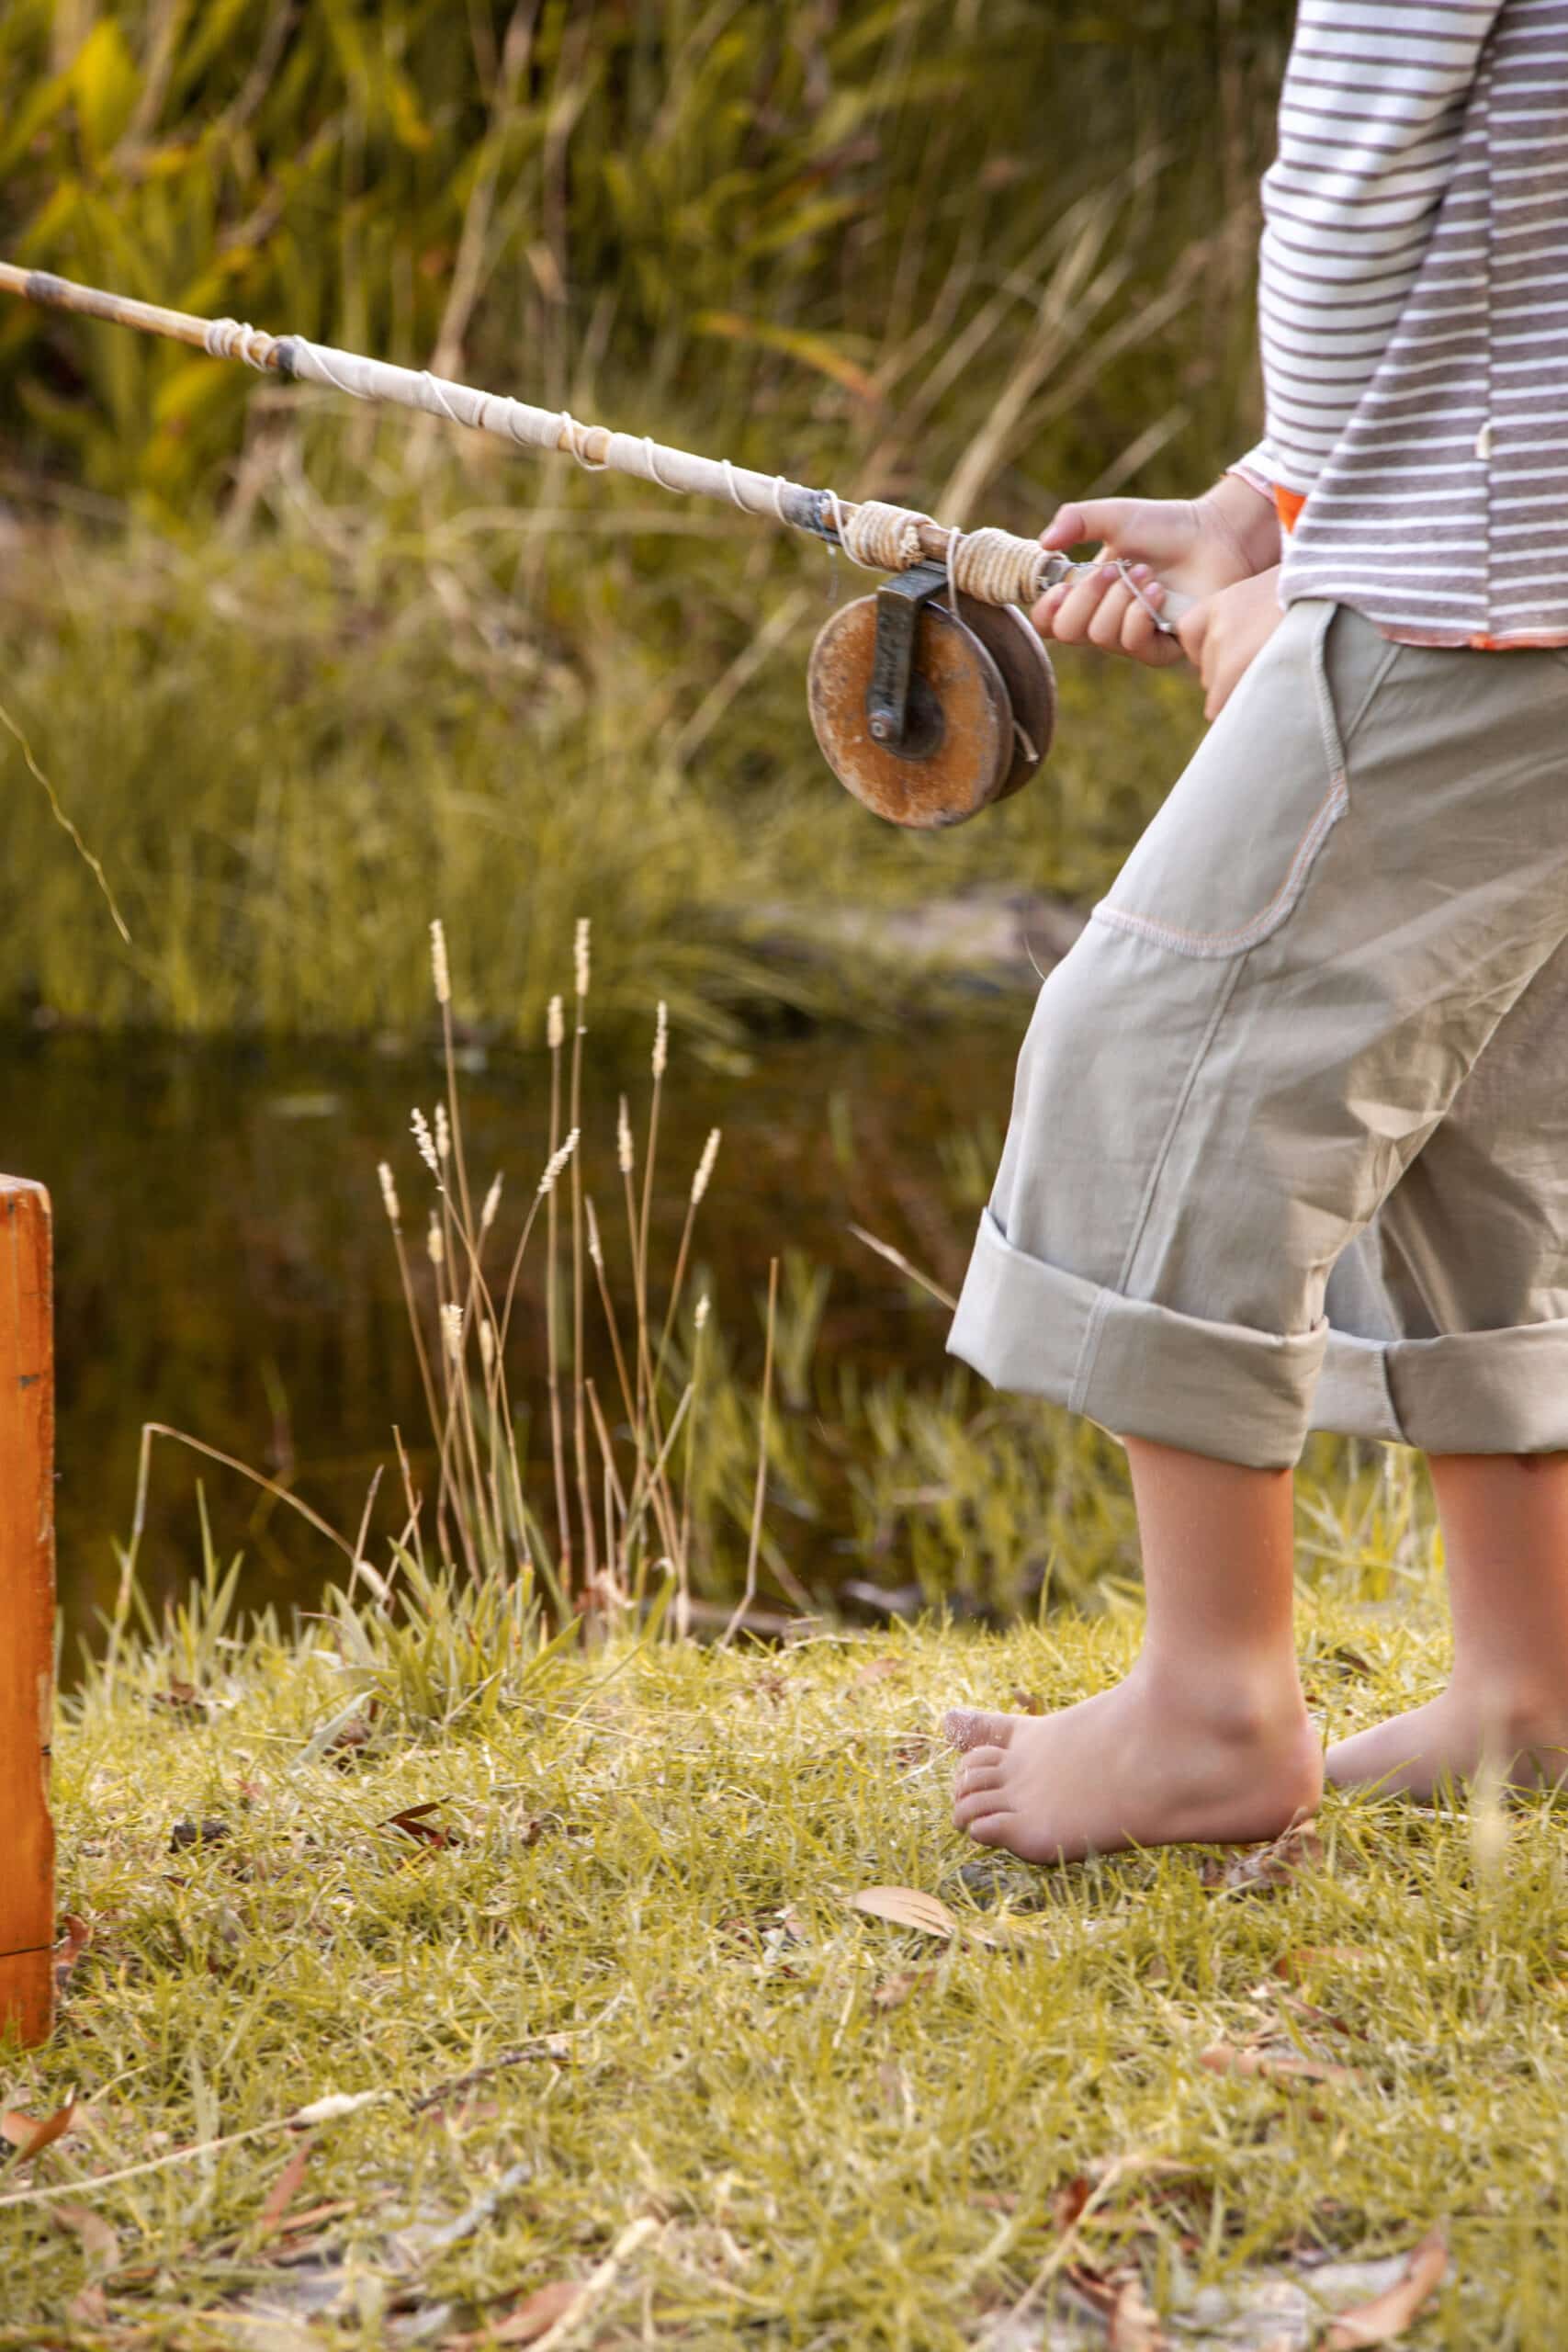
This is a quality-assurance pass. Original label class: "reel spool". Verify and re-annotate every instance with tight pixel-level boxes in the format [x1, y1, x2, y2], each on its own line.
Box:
[807, 560, 1056, 829]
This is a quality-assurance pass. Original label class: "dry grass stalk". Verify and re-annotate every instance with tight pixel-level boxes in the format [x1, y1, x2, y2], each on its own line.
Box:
[719, 1254, 779, 1648]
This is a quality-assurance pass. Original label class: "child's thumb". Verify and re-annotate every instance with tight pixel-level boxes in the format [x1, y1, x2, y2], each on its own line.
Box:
[1039, 498, 1135, 554]
[1034, 496, 1109, 550]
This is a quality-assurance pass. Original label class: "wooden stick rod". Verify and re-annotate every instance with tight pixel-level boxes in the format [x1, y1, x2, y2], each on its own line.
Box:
[0, 258, 1074, 607]
[0, 1178, 55, 2048]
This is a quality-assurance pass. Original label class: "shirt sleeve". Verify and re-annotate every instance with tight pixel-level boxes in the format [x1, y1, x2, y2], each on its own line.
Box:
[1257, 1, 1504, 501]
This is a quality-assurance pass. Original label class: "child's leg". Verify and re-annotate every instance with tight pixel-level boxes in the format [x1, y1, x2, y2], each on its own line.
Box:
[1326, 1452, 1568, 1795]
[949, 1437, 1321, 1862]
[942, 608, 1568, 1860]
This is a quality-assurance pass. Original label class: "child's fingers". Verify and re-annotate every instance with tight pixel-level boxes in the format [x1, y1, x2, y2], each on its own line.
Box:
[1036, 561, 1118, 643]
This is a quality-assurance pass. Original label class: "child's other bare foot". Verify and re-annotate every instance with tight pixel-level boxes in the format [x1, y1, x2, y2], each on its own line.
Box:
[1325, 1686, 1568, 1799]
[945, 1664, 1322, 1865]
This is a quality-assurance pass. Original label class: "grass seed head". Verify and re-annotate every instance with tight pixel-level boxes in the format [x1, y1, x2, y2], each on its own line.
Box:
[691, 1126, 721, 1206]
[434, 1102, 451, 1163]
[412, 1107, 440, 1176]
[441, 1301, 464, 1363]
[547, 993, 564, 1052]
[574, 917, 591, 999]
[427, 1213, 445, 1268]
[538, 1127, 580, 1197]
[429, 917, 451, 1007]
[478, 1317, 496, 1374]
[695, 1293, 709, 1332]
[480, 1172, 503, 1234]
[586, 1195, 604, 1269]
[653, 1000, 668, 1080]
[617, 1095, 634, 1176]
[378, 1161, 400, 1229]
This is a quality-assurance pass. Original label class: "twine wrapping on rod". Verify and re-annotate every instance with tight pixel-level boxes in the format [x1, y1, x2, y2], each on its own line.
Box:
[0, 258, 1093, 610]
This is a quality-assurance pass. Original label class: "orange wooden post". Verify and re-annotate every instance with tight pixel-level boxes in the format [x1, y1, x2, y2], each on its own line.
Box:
[1, 1179, 55, 2044]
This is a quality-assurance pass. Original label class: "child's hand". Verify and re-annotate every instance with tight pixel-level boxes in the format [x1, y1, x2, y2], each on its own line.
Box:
[1031, 479, 1280, 666]
[1175, 568, 1284, 719]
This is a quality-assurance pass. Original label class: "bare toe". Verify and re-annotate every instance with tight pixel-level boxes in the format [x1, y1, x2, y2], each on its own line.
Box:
[964, 1810, 1015, 1848]
[944, 1708, 1017, 1753]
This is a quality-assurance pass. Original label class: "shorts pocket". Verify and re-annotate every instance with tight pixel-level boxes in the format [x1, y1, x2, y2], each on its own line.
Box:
[1089, 601, 1395, 962]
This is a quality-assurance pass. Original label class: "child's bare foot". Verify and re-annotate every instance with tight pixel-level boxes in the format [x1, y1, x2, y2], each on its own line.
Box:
[1325, 1686, 1568, 1799]
[945, 1665, 1322, 1864]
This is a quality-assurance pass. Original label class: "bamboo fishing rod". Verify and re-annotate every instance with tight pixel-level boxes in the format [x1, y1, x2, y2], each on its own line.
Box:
[1, 258, 1183, 827]
[0, 259, 1071, 607]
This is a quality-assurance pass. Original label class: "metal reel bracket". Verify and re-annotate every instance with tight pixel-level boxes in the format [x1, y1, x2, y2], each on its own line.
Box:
[866, 560, 952, 753]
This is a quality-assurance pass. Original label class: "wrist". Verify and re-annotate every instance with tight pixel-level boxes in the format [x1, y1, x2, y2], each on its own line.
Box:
[1198, 473, 1282, 578]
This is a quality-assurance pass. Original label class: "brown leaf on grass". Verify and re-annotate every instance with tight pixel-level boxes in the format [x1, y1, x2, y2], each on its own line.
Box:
[1064, 2264, 1168, 2348]
[1199, 2042, 1359, 2089]
[852, 1657, 903, 1688]
[1324, 2228, 1448, 2347]
[52, 2199, 119, 2272]
[853, 1887, 957, 1939]
[872, 1968, 933, 2012]
[152, 1679, 209, 1714]
[1201, 1817, 1325, 1892]
[52, 1914, 92, 1998]
[2, 2101, 78, 2161]
[1010, 1687, 1045, 1713]
[169, 1817, 232, 1852]
[325, 1703, 378, 1763]
[66, 2283, 109, 2327]
[1107, 2276, 1167, 2350]
[254, 2134, 314, 2245]
[382, 1800, 462, 1850]
[1052, 2176, 1092, 2232]
[443, 2280, 584, 2347]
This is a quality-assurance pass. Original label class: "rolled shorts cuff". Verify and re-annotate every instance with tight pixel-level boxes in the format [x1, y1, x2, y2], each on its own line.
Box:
[946, 1209, 1327, 1470]
[1315, 1324, 1568, 1453]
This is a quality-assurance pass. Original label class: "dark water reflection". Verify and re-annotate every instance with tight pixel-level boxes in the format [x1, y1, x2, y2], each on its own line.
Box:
[1, 1019, 1024, 1662]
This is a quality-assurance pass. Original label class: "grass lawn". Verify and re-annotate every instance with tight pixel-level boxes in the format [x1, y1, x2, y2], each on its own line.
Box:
[7, 1514, 1566, 2350]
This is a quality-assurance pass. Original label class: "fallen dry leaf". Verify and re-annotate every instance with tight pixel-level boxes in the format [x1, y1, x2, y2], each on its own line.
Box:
[52, 1914, 92, 1998]
[152, 1679, 209, 1713]
[1064, 2262, 1167, 2347]
[169, 1817, 231, 1852]
[852, 1657, 903, 1687]
[325, 1704, 377, 1763]
[1199, 2042, 1359, 2089]
[52, 2199, 119, 2272]
[65, 2283, 109, 2327]
[479, 2281, 584, 2345]
[1202, 1817, 1324, 1891]
[1009, 1687, 1044, 1713]
[872, 1968, 933, 2012]
[254, 2134, 314, 2245]
[1324, 2227, 1448, 2347]
[1107, 2275, 1167, 2350]
[1053, 2176, 1093, 2232]
[853, 1886, 957, 1939]
[2, 2100, 79, 2161]
[382, 1800, 462, 1850]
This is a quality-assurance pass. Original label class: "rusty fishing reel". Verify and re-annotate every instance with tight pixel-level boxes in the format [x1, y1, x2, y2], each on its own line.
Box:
[807, 560, 1056, 829]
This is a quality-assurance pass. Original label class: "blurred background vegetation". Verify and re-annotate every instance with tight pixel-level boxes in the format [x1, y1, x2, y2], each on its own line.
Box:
[0, 0, 1295, 1044]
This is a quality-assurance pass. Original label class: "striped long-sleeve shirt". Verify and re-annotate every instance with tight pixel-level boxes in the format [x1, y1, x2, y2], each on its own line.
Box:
[1235, 0, 1568, 648]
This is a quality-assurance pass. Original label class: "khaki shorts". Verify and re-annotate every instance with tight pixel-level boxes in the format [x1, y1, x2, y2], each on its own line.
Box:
[947, 600, 1568, 1468]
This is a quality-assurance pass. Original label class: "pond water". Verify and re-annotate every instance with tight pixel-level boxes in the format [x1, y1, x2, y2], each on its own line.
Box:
[1, 1013, 1028, 1661]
